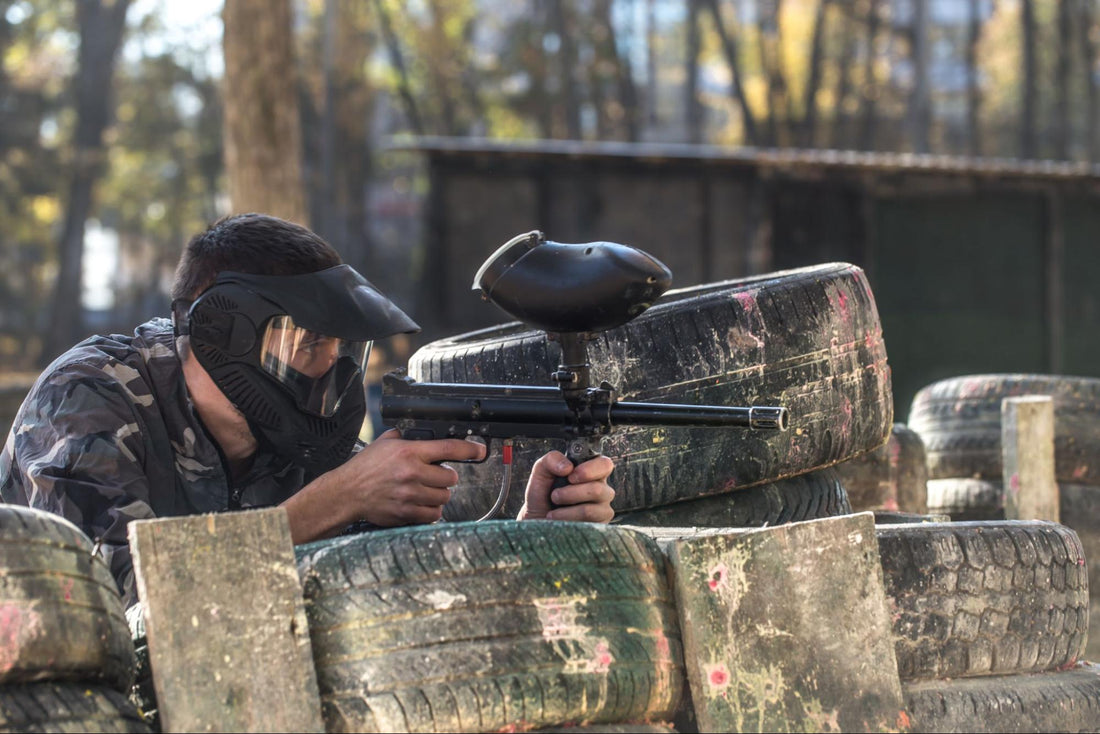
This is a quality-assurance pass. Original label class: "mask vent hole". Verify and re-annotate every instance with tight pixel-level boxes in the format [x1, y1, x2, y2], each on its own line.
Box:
[204, 294, 239, 313]
[194, 342, 227, 366]
[220, 373, 282, 428]
[307, 416, 338, 437]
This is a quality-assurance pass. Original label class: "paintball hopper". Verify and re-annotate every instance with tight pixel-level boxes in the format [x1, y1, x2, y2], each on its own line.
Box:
[473, 231, 673, 333]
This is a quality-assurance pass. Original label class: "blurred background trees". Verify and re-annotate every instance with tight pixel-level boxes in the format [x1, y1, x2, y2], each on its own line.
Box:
[1, 0, 1099, 371]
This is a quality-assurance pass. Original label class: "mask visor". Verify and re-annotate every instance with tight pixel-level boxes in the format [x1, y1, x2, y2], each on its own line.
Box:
[260, 315, 372, 417]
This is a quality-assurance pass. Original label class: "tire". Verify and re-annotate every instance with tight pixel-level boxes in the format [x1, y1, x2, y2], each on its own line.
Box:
[0, 505, 134, 691]
[835, 423, 928, 514]
[925, 481, 1100, 664]
[925, 478, 1004, 521]
[876, 521, 1089, 681]
[903, 663, 1100, 733]
[407, 263, 893, 521]
[907, 374, 1100, 484]
[296, 521, 684, 733]
[611, 467, 850, 528]
[0, 682, 151, 733]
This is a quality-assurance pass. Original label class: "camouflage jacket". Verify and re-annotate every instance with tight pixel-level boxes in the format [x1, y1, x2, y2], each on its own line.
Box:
[0, 318, 306, 607]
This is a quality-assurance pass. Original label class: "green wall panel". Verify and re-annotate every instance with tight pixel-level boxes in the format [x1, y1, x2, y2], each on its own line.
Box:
[873, 193, 1048, 420]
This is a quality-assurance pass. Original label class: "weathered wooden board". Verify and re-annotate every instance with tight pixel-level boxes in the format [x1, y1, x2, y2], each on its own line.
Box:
[1002, 395, 1060, 522]
[129, 507, 323, 733]
[666, 513, 907, 733]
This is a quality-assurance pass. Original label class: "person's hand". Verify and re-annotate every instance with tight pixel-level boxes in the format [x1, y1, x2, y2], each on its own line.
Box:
[283, 429, 485, 542]
[517, 451, 615, 523]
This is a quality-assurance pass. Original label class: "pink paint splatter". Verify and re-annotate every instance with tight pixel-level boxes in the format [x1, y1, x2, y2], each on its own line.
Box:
[655, 634, 671, 659]
[835, 290, 849, 316]
[707, 664, 731, 689]
[733, 291, 758, 314]
[708, 563, 729, 592]
[1073, 466, 1088, 480]
[60, 578, 74, 602]
[588, 641, 614, 673]
[0, 604, 40, 674]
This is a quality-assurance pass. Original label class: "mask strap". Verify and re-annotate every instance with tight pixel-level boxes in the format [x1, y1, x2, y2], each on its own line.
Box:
[171, 299, 193, 337]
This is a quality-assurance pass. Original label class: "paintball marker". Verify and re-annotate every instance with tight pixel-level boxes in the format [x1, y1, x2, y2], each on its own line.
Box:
[381, 231, 789, 520]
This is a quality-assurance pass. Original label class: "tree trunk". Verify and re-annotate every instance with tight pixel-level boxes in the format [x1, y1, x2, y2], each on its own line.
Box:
[550, 0, 582, 139]
[322, 0, 375, 273]
[857, 0, 881, 151]
[42, 0, 132, 365]
[829, 2, 857, 150]
[702, 0, 758, 145]
[755, 0, 794, 147]
[458, 14, 487, 136]
[645, 0, 658, 127]
[685, 0, 703, 143]
[1082, 0, 1099, 162]
[529, 0, 554, 138]
[319, 0, 338, 241]
[908, 0, 931, 153]
[426, 0, 460, 136]
[1054, 0, 1071, 160]
[756, 0, 780, 146]
[966, 0, 982, 157]
[801, 0, 830, 147]
[222, 0, 308, 223]
[372, 0, 423, 135]
[1021, 0, 1038, 158]
[594, 0, 639, 141]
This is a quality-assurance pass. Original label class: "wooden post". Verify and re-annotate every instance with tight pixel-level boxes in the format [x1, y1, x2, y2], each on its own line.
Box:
[661, 514, 907, 733]
[129, 508, 323, 733]
[1002, 395, 1060, 522]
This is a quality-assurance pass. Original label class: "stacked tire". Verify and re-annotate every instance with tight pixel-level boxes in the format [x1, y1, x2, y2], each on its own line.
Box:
[0, 505, 148, 733]
[908, 374, 1100, 662]
[834, 423, 929, 516]
[295, 520, 684, 732]
[876, 519, 1100, 732]
[406, 262, 892, 529]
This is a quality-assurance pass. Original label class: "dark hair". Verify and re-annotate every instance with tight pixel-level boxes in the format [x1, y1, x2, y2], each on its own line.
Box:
[171, 213, 342, 302]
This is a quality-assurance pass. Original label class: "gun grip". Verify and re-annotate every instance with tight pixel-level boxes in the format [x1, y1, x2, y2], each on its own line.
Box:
[548, 438, 602, 512]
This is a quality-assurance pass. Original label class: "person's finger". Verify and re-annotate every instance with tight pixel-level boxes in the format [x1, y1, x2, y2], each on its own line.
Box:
[530, 450, 572, 482]
[550, 480, 615, 508]
[373, 428, 403, 441]
[547, 500, 614, 524]
[560, 455, 615, 484]
[406, 437, 487, 463]
[396, 484, 453, 508]
[413, 463, 461, 489]
[391, 501, 446, 525]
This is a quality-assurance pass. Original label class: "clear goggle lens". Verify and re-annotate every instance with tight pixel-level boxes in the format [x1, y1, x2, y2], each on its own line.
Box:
[260, 315, 372, 417]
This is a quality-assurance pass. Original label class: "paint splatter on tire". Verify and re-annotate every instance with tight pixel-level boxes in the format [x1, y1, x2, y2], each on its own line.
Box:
[296, 521, 684, 733]
[0, 505, 133, 691]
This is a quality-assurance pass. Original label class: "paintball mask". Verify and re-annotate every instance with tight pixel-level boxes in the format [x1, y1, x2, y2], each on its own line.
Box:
[177, 265, 420, 477]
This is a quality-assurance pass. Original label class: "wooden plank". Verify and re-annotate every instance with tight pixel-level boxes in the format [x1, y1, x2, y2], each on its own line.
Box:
[129, 508, 323, 733]
[1002, 395, 1060, 522]
[664, 513, 907, 733]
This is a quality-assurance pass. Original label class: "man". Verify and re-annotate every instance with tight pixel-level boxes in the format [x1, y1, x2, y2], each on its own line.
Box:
[0, 214, 615, 607]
